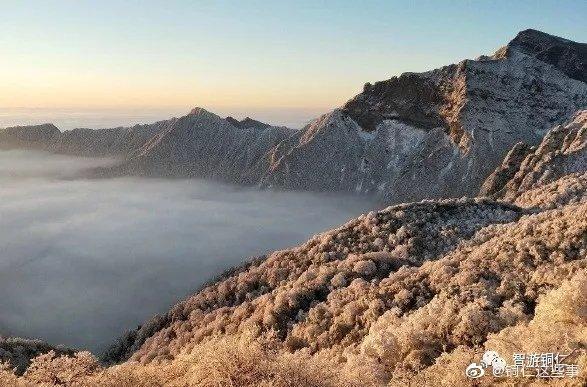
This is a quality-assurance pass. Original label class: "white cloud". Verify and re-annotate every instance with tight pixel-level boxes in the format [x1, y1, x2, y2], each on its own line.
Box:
[0, 150, 372, 352]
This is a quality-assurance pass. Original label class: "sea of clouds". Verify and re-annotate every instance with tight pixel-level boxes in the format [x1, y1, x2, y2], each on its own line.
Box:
[0, 150, 373, 353]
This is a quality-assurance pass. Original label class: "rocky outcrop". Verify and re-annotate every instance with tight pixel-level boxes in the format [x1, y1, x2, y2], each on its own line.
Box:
[481, 110, 587, 200]
[479, 142, 534, 197]
[503, 28, 587, 83]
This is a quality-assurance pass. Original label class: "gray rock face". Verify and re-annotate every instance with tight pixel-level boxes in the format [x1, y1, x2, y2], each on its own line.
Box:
[505, 28, 587, 83]
[478, 142, 534, 197]
[481, 110, 587, 200]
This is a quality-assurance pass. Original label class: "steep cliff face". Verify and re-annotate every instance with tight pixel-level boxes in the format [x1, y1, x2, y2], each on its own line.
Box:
[481, 110, 587, 200]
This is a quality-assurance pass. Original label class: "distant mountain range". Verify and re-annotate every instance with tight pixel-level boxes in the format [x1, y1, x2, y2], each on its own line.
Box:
[1, 29, 586, 204]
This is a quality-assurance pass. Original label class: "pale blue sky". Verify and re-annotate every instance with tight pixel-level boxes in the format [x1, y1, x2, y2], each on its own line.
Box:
[1, 0, 585, 124]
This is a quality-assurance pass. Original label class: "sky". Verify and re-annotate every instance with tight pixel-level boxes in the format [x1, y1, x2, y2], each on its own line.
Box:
[1, 0, 585, 125]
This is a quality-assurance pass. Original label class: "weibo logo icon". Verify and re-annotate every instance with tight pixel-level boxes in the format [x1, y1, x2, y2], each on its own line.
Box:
[466, 351, 507, 378]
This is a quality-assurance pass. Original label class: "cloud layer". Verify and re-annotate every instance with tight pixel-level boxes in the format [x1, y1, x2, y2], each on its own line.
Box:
[0, 150, 372, 352]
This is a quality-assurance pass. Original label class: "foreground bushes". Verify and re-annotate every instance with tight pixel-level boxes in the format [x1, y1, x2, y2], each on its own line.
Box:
[0, 333, 374, 386]
[1, 271, 585, 386]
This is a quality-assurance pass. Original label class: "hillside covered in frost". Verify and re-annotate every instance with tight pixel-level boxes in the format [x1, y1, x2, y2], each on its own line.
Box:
[2, 110, 586, 386]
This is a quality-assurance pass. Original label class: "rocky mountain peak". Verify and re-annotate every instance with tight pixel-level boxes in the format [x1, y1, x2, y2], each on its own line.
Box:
[187, 107, 219, 118]
[511, 28, 574, 45]
[178, 107, 229, 128]
[481, 109, 587, 200]
[504, 28, 587, 82]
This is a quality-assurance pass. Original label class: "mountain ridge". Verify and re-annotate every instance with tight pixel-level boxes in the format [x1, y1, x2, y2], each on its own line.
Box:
[1, 29, 585, 204]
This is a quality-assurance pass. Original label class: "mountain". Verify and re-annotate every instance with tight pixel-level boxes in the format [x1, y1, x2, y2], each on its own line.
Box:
[505, 28, 587, 83]
[263, 29, 587, 201]
[97, 108, 294, 183]
[111, 30, 586, 202]
[0, 121, 165, 157]
[0, 124, 61, 150]
[81, 114, 584, 386]
[2, 30, 585, 205]
[2, 119, 587, 386]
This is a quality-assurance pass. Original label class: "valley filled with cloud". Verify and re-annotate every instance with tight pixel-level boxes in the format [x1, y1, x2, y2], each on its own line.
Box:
[0, 150, 371, 352]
